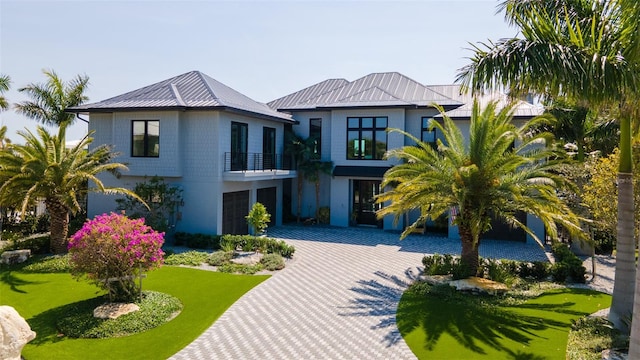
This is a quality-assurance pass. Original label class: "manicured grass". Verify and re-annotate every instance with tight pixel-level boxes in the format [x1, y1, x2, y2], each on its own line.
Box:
[397, 284, 611, 359]
[0, 266, 268, 359]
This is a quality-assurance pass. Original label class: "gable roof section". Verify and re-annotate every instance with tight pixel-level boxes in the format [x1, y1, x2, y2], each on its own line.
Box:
[68, 71, 294, 123]
[428, 84, 543, 119]
[268, 72, 462, 110]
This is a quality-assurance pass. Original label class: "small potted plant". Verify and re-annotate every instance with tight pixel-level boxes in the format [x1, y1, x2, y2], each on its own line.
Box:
[246, 202, 271, 236]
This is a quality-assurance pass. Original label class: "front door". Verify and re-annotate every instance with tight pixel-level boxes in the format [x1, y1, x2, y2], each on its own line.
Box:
[222, 190, 249, 234]
[352, 180, 382, 227]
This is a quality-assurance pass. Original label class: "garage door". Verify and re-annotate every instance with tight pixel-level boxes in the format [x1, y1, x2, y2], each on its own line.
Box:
[482, 211, 527, 242]
[257, 187, 277, 226]
[223, 190, 249, 235]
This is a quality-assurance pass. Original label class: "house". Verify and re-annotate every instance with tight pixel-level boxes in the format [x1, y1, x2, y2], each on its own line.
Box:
[68, 70, 544, 243]
[268, 72, 545, 243]
[68, 71, 297, 235]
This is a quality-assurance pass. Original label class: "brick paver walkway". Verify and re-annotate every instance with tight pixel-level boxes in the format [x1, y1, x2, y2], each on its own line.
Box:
[171, 225, 548, 360]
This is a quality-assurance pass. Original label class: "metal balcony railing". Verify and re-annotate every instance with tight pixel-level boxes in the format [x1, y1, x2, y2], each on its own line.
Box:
[224, 152, 295, 172]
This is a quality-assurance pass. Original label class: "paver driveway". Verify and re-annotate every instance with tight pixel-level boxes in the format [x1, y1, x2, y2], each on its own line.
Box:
[171, 225, 548, 360]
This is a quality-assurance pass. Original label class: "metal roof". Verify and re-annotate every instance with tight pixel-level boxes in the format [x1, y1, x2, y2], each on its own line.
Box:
[268, 72, 462, 111]
[68, 71, 294, 123]
[428, 85, 543, 119]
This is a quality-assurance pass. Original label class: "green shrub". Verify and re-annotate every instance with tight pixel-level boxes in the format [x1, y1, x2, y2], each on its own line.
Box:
[317, 207, 330, 224]
[21, 254, 71, 273]
[217, 263, 263, 275]
[518, 261, 550, 280]
[260, 253, 285, 271]
[208, 251, 233, 266]
[245, 202, 271, 235]
[164, 251, 209, 266]
[220, 235, 295, 257]
[567, 316, 628, 360]
[173, 232, 221, 250]
[422, 254, 457, 275]
[481, 258, 516, 284]
[57, 291, 182, 338]
[551, 242, 586, 283]
[3, 234, 50, 254]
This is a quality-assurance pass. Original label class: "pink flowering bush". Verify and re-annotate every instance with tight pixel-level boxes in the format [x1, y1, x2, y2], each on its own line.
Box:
[69, 212, 165, 302]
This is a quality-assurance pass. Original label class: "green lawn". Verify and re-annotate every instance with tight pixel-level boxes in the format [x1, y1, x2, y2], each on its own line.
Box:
[397, 285, 611, 360]
[0, 266, 268, 360]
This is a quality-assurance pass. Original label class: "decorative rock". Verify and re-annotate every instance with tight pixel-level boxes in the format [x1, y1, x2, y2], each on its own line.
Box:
[1, 250, 31, 265]
[93, 303, 140, 319]
[421, 274, 453, 286]
[231, 251, 263, 265]
[602, 349, 628, 360]
[448, 277, 509, 295]
[0, 305, 36, 360]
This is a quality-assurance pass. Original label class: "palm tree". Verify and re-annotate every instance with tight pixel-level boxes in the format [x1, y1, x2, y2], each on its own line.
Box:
[0, 124, 143, 254]
[0, 74, 10, 111]
[14, 69, 89, 126]
[457, 0, 640, 334]
[302, 160, 334, 219]
[378, 100, 584, 276]
[285, 132, 316, 222]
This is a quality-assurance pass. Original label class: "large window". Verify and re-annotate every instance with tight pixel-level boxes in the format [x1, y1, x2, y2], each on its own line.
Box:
[231, 122, 248, 171]
[132, 120, 159, 157]
[421, 117, 436, 148]
[310, 118, 322, 158]
[346, 117, 387, 160]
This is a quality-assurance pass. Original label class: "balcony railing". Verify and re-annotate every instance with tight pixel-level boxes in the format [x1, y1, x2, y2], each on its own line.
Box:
[224, 152, 294, 172]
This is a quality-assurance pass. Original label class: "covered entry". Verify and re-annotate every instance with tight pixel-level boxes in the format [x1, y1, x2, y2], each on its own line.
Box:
[352, 180, 382, 228]
[223, 190, 249, 234]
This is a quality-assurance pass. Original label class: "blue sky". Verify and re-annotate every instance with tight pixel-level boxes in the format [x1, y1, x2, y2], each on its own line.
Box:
[0, 0, 516, 142]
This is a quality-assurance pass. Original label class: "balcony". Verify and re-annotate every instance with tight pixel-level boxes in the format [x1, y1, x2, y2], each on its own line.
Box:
[223, 152, 297, 181]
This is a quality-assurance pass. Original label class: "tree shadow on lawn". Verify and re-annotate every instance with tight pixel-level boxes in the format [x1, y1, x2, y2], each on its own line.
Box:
[1, 270, 44, 294]
[27, 297, 104, 345]
[342, 269, 588, 359]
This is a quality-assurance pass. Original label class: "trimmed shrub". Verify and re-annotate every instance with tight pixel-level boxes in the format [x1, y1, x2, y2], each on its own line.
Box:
[208, 251, 234, 266]
[220, 235, 295, 257]
[551, 242, 586, 283]
[173, 232, 221, 250]
[2, 234, 50, 254]
[163, 251, 209, 266]
[68, 213, 165, 302]
[217, 263, 263, 275]
[260, 253, 285, 271]
[317, 207, 330, 224]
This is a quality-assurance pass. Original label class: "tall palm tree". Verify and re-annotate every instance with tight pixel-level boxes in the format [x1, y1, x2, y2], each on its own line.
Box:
[457, 0, 640, 334]
[378, 100, 584, 276]
[0, 124, 143, 254]
[14, 69, 89, 126]
[285, 132, 316, 222]
[0, 74, 10, 111]
[302, 160, 334, 219]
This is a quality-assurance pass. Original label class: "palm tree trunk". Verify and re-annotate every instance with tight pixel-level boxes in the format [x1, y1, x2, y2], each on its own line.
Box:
[609, 113, 636, 334]
[629, 256, 640, 358]
[296, 173, 303, 223]
[315, 180, 320, 219]
[46, 199, 70, 254]
[458, 224, 479, 278]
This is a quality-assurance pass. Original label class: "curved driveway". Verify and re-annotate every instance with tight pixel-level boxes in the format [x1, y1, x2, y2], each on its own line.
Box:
[171, 226, 548, 360]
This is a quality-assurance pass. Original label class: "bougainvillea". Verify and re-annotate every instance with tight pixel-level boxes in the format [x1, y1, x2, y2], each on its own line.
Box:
[68, 212, 165, 302]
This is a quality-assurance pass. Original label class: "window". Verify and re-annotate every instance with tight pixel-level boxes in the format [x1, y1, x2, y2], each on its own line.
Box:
[346, 117, 387, 160]
[131, 120, 159, 157]
[309, 118, 322, 158]
[231, 122, 248, 171]
[263, 127, 275, 170]
[421, 117, 436, 148]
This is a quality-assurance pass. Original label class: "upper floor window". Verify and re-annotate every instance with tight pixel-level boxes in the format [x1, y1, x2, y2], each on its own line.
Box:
[132, 120, 159, 157]
[347, 117, 387, 160]
[310, 118, 322, 158]
[421, 117, 436, 149]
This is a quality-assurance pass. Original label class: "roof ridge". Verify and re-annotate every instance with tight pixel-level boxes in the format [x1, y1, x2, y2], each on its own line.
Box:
[170, 83, 187, 106]
[336, 85, 407, 103]
[194, 71, 220, 101]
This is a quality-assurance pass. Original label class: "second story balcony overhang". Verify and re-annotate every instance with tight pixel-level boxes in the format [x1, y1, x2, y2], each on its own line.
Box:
[223, 152, 297, 181]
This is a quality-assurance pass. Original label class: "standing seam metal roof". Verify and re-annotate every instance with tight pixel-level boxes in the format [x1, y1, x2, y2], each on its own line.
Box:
[67, 71, 294, 122]
[268, 72, 462, 110]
